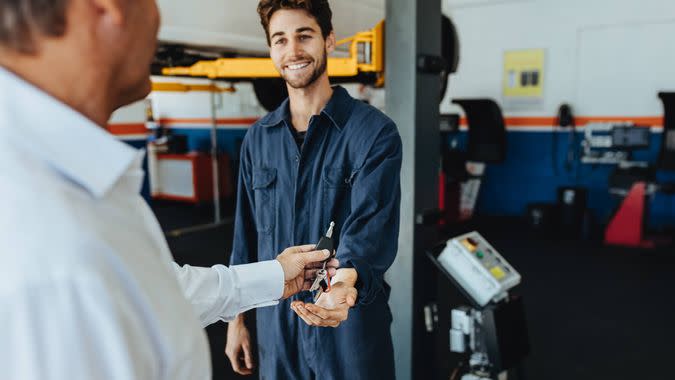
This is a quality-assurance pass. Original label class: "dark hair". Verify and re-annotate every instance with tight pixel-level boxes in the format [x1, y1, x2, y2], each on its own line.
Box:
[0, 0, 70, 54]
[257, 0, 333, 46]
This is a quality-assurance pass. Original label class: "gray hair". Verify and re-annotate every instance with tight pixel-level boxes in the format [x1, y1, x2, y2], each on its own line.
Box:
[0, 0, 70, 54]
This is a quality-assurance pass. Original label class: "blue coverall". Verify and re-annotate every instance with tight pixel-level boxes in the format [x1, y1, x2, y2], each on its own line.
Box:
[230, 86, 402, 380]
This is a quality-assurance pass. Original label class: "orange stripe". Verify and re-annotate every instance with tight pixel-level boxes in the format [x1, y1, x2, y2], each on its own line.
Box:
[158, 117, 259, 126]
[107, 123, 147, 135]
[112, 116, 662, 132]
[506, 117, 557, 126]
[460, 116, 662, 127]
[459, 117, 556, 127]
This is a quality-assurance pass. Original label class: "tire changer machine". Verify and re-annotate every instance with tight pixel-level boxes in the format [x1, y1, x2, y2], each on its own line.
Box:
[427, 232, 530, 380]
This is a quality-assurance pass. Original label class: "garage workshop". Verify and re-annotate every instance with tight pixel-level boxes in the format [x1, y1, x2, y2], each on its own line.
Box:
[1, 0, 674, 379]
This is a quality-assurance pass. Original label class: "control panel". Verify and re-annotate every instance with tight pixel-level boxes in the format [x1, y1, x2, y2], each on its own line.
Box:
[436, 231, 521, 307]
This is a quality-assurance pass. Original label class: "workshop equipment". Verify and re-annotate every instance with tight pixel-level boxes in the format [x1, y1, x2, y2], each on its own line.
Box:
[428, 232, 529, 380]
[604, 92, 675, 247]
[439, 99, 507, 224]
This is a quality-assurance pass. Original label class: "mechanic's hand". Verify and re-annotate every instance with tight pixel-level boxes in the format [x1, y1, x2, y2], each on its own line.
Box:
[290, 281, 357, 327]
[276, 244, 338, 299]
[225, 316, 254, 375]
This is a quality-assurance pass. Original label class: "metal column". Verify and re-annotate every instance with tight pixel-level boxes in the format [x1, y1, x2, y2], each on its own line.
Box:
[385, 1, 442, 379]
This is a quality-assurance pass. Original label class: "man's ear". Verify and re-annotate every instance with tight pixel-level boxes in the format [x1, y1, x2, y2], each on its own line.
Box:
[89, 0, 125, 26]
[325, 31, 336, 54]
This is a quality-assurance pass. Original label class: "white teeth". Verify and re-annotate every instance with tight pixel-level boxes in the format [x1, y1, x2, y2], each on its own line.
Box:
[287, 62, 310, 70]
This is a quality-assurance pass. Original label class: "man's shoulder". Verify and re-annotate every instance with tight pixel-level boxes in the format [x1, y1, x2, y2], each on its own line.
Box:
[254, 110, 280, 128]
[1, 184, 88, 251]
[244, 111, 281, 140]
[347, 100, 397, 135]
[0, 201, 109, 297]
[352, 99, 394, 122]
[0, 149, 101, 272]
[250, 98, 289, 132]
[341, 101, 400, 152]
[0, 179, 130, 300]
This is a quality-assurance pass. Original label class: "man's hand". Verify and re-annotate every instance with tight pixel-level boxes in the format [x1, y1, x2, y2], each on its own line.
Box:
[276, 244, 339, 299]
[225, 245, 337, 374]
[225, 315, 254, 375]
[290, 268, 358, 328]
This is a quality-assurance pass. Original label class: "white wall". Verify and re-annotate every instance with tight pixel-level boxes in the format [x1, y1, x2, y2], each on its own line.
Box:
[116, 0, 675, 125]
[109, 77, 268, 130]
[441, 0, 675, 118]
[110, 100, 146, 124]
[149, 77, 266, 123]
[158, 0, 384, 53]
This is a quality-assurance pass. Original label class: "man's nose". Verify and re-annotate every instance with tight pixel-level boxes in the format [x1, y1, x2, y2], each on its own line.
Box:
[288, 39, 304, 58]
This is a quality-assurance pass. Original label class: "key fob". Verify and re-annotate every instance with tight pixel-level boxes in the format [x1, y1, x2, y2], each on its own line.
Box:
[316, 235, 334, 257]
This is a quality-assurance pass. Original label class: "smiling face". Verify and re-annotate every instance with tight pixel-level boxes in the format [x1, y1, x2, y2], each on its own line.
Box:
[268, 9, 335, 89]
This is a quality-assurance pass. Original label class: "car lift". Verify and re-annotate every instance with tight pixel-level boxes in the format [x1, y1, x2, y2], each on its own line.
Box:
[161, 21, 385, 86]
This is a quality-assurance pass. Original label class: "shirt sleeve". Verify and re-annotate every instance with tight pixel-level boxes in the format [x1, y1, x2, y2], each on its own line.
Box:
[337, 123, 403, 305]
[230, 133, 258, 266]
[172, 260, 284, 327]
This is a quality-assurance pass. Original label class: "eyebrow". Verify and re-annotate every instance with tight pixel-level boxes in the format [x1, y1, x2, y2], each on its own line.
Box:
[270, 26, 318, 40]
[296, 27, 316, 34]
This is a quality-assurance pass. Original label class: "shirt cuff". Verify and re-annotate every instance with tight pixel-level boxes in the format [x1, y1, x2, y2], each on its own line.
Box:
[229, 260, 284, 314]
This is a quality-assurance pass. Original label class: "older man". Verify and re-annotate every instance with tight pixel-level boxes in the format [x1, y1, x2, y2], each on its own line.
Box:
[0, 1, 344, 379]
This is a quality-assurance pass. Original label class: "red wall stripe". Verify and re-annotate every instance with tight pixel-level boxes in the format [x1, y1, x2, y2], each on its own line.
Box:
[106, 123, 147, 135]
[108, 116, 662, 135]
[158, 117, 260, 126]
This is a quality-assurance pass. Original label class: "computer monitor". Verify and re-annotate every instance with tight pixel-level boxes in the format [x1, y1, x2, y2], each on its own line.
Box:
[611, 125, 651, 149]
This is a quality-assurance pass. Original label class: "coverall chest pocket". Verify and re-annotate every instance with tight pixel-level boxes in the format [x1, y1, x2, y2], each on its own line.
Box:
[322, 166, 355, 228]
[252, 168, 277, 234]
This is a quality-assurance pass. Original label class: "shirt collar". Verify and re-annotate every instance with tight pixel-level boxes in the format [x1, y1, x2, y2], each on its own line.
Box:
[259, 85, 355, 131]
[0, 66, 140, 199]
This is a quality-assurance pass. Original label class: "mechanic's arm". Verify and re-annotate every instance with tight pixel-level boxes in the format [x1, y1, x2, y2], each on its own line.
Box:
[292, 124, 402, 326]
[329, 123, 402, 303]
[230, 134, 258, 269]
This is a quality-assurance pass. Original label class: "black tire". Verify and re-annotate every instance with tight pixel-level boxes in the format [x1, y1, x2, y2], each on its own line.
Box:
[440, 15, 460, 102]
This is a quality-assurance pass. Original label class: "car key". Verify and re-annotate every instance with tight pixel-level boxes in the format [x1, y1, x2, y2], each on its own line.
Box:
[309, 222, 335, 298]
[309, 269, 327, 293]
[315, 221, 335, 255]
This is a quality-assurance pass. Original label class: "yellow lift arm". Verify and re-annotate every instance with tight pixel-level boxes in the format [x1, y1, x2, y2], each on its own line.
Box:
[151, 82, 235, 93]
[162, 21, 385, 87]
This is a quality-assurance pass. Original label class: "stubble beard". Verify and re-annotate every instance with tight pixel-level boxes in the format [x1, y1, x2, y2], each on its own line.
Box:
[283, 51, 328, 89]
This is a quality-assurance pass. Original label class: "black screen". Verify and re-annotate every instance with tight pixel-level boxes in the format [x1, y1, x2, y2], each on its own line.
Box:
[611, 126, 651, 149]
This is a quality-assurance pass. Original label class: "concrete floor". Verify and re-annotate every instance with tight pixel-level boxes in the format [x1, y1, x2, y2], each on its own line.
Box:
[154, 202, 675, 380]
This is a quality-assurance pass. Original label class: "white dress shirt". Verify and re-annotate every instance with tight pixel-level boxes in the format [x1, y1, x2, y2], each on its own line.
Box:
[0, 67, 283, 379]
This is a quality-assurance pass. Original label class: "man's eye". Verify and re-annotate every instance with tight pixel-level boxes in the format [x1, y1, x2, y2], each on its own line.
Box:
[299, 35, 311, 41]
[274, 38, 286, 45]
